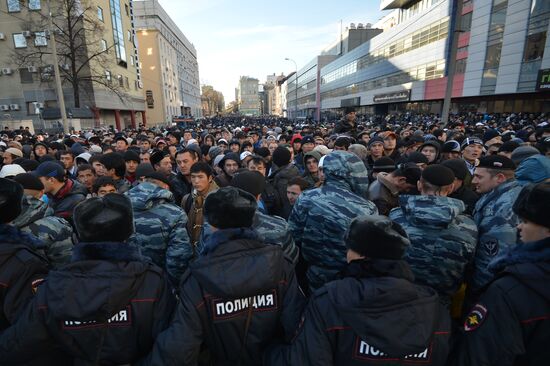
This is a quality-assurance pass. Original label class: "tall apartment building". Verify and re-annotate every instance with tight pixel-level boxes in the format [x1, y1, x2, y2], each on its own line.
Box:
[0, 0, 146, 132]
[237, 76, 260, 116]
[134, 0, 201, 125]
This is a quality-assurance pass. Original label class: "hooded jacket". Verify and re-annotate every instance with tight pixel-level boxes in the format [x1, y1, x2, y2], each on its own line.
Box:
[126, 182, 192, 284]
[302, 150, 321, 188]
[48, 178, 87, 224]
[390, 195, 478, 303]
[515, 155, 550, 186]
[0, 224, 49, 331]
[265, 259, 451, 365]
[138, 228, 305, 366]
[289, 151, 377, 291]
[12, 195, 73, 267]
[268, 162, 300, 219]
[456, 236, 550, 366]
[0, 242, 175, 365]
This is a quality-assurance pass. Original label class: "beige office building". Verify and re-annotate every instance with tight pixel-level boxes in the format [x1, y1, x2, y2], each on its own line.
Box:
[134, 0, 201, 125]
[0, 0, 146, 131]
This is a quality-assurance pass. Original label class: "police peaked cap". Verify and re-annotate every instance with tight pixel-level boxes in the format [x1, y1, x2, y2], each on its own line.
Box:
[477, 155, 516, 170]
[73, 194, 134, 242]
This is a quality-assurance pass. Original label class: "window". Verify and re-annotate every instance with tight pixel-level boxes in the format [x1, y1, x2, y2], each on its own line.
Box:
[19, 68, 34, 83]
[127, 30, 132, 41]
[523, 32, 546, 61]
[34, 31, 47, 47]
[7, 0, 20, 12]
[101, 39, 108, 51]
[105, 70, 112, 84]
[461, 12, 472, 31]
[124, 76, 129, 88]
[124, 3, 129, 16]
[485, 43, 502, 69]
[29, 0, 41, 10]
[110, 0, 127, 66]
[97, 6, 104, 21]
[130, 55, 134, 66]
[455, 58, 467, 74]
[118, 75, 123, 87]
[27, 102, 39, 115]
[13, 33, 27, 48]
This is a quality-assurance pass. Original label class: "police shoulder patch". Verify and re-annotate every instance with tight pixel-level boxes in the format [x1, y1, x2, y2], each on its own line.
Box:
[464, 303, 488, 332]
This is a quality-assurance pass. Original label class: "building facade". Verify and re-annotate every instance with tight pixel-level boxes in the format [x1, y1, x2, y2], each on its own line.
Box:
[237, 76, 260, 116]
[0, 0, 146, 132]
[134, 0, 201, 125]
[318, 0, 550, 115]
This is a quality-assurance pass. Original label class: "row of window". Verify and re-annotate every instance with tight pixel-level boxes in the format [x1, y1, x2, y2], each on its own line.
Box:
[321, 18, 449, 85]
[7, 0, 40, 12]
[321, 60, 446, 101]
[12, 31, 47, 48]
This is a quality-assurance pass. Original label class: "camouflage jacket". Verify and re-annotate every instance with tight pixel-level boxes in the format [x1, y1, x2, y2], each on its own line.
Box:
[390, 195, 478, 302]
[198, 210, 299, 265]
[289, 151, 377, 291]
[126, 182, 192, 284]
[471, 179, 522, 291]
[12, 195, 73, 267]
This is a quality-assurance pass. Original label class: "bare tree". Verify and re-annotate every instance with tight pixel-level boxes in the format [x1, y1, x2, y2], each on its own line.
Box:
[11, 0, 128, 108]
[201, 85, 225, 116]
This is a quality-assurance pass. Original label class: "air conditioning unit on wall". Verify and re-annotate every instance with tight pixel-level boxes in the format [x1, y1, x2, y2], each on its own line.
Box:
[9, 104, 20, 111]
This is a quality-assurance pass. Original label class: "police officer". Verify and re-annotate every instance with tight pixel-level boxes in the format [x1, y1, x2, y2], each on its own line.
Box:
[0, 193, 175, 364]
[457, 182, 550, 365]
[289, 151, 378, 292]
[265, 215, 451, 365]
[0, 178, 49, 331]
[138, 187, 305, 366]
[390, 164, 478, 306]
[470, 155, 522, 294]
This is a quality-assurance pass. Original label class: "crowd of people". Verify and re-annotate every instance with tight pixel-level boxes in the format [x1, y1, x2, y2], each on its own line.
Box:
[0, 109, 549, 365]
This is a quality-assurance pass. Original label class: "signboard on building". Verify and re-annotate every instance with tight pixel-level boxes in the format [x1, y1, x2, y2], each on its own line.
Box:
[373, 90, 411, 103]
[536, 69, 550, 91]
[341, 97, 361, 107]
[145, 90, 154, 108]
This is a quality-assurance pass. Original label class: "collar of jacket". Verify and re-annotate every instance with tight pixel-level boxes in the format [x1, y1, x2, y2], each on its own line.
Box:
[201, 227, 259, 256]
[477, 179, 518, 209]
[377, 172, 400, 196]
[0, 223, 44, 249]
[71, 242, 144, 263]
[51, 178, 74, 200]
[488, 236, 550, 274]
[340, 258, 415, 282]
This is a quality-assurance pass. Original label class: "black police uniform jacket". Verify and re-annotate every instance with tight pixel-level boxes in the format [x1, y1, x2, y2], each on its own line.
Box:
[0, 224, 49, 331]
[265, 258, 452, 365]
[456, 236, 550, 366]
[138, 228, 305, 366]
[0, 242, 176, 365]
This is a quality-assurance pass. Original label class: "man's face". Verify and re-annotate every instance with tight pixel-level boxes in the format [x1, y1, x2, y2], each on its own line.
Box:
[346, 112, 356, 122]
[60, 154, 74, 169]
[92, 161, 105, 176]
[486, 136, 502, 147]
[462, 144, 483, 162]
[230, 144, 240, 153]
[293, 142, 301, 152]
[248, 161, 266, 176]
[156, 156, 173, 176]
[97, 185, 117, 197]
[167, 135, 179, 145]
[176, 152, 197, 176]
[286, 184, 302, 205]
[116, 141, 128, 152]
[77, 169, 96, 190]
[224, 159, 239, 177]
[125, 160, 138, 174]
[140, 152, 151, 164]
[218, 143, 227, 152]
[420, 146, 438, 163]
[191, 172, 211, 193]
[360, 134, 370, 144]
[305, 157, 318, 174]
[183, 132, 192, 142]
[302, 142, 314, 153]
[2, 153, 13, 165]
[472, 168, 501, 194]
[384, 136, 396, 150]
[441, 151, 461, 161]
[38, 176, 56, 194]
[268, 143, 278, 154]
[35, 145, 47, 157]
[139, 140, 151, 151]
[517, 219, 550, 243]
[370, 142, 384, 158]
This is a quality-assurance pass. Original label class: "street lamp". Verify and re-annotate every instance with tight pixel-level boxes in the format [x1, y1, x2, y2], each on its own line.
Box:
[285, 58, 298, 120]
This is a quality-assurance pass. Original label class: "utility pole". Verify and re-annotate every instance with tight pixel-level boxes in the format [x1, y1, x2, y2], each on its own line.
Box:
[47, 0, 69, 134]
[441, 0, 464, 127]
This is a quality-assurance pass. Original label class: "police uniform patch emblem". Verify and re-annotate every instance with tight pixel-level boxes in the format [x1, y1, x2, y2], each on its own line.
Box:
[483, 238, 499, 257]
[464, 304, 488, 332]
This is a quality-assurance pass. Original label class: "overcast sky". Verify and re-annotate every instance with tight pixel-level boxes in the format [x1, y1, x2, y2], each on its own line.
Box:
[158, 0, 386, 105]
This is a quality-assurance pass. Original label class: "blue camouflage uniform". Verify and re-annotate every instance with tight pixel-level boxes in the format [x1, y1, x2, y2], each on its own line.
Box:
[126, 182, 192, 284]
[288, 151, 378, 291]
[199, 210, 299, 265]
[12, 195, 73, 267]
[471, 179, 522, 291]
[390, 195, 478, 304]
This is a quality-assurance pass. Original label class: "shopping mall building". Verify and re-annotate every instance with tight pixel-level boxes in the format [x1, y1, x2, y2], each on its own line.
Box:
[302, 0, 550, 118]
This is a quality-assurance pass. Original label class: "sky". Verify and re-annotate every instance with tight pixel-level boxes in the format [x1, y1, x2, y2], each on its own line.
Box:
[158, 0, 386, 106]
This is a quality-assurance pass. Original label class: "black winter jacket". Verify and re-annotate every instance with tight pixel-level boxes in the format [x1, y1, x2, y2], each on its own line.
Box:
[138, 228, 305, 366]
[0, 224, 49, 331]
[265, 258, 451, 365]
[267, 164, 300, 218]
[0, 242, 175, 365]
[455, 237, 550, 366]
